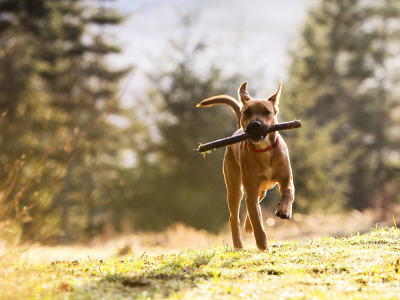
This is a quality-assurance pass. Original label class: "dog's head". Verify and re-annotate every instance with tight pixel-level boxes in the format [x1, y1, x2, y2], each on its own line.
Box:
[238, 82, 282, 144]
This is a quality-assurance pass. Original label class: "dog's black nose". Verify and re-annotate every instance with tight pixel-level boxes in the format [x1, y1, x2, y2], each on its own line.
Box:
[245, 121, 265, 142]
[246, 121, 263, 135]
[248, 120, 262, 129]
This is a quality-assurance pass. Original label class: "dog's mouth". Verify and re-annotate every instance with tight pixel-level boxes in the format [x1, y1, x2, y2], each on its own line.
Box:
[245, 120, 269, 144]
[250, 135, 265, 144]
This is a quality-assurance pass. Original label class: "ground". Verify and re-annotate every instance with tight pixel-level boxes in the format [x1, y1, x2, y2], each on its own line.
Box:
[0, 227, 399, 299]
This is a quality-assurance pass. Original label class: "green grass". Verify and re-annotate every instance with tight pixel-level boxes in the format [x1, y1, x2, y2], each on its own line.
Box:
[1, 227, 400, 299]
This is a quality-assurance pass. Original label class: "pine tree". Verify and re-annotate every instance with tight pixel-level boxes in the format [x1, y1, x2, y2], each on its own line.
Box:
[280, 85, 352, 213]
[280, 0, 366, 213]
[282, 0, 400, 213]
[37, 0, 130, 241]
[0, 0, 62, 243]
[0, 0, 130, 242]
[353, 0, 400, 213]
[130, 18, 240, 231]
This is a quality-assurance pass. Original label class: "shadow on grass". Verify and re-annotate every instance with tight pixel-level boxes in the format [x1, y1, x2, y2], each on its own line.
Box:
[89, 246, 286, 298]
[96, 250, 221, 298]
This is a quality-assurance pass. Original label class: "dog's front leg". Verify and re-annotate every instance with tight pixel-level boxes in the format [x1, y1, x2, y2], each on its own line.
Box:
[224, 149, 244, 249]
[244, 183, 269, 251]
[275, 179, 294, 219]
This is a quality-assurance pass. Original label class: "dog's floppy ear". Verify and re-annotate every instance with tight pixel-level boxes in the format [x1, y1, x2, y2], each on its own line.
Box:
[268, 81, 282, 114]
[238, 81, 252, 104]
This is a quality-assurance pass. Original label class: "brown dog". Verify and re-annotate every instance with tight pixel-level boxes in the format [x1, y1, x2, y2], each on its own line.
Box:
[197, 82, 294, 251]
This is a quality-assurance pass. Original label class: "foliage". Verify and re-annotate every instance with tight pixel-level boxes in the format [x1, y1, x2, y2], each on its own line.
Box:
[280, 86, 353, 213]
[128, 18, 241, 232]
[1, 227, 399, 299]
[352, 0, 400, 211]
[2, 0, 400, 244]
[0, 0, 130, 244]
[282, 0, 400, 213]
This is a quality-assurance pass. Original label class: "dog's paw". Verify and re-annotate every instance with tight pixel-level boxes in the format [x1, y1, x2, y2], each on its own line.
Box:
[233, 242, 245, 249]
[256, 241, 270, 252]
[275, 209, 291, 219]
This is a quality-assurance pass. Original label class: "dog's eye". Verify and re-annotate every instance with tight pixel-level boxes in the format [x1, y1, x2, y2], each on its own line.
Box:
[263, 110, 271, 115]
[243, 109, 251, 116]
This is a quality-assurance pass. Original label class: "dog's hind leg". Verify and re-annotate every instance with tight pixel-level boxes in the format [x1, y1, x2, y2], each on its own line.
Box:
[244, 183, 269, 251]
[244, 190, 267, 234]
[244, 214, 253, 234]
[223, 148, 244, 249]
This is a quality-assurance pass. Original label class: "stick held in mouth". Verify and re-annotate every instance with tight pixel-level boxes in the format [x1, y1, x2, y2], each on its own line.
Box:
[198, 120, 301, 153]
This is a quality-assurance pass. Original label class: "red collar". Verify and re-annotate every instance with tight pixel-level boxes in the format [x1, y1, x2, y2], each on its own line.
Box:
[246, 136, 279, 153]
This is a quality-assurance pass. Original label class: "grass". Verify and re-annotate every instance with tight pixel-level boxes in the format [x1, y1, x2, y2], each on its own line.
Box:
[0, 227, 399, 299]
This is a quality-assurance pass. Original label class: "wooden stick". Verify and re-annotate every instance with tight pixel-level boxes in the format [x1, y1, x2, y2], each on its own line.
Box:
[198, 120, 301, 153]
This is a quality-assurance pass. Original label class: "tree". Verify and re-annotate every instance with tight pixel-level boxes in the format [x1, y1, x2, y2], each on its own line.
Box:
[282, 0, 400, 213]
[280, 0, 364, 213]
[0, 0, 131, 243]
[38, 0, 130, 241]
[129, 17, 240, 232]
[280, 85, 352, 213]
[354, 0, 400, 213]
[0, 0, 65, 244]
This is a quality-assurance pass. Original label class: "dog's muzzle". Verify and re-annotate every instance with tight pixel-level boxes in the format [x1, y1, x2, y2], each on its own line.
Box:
[246, 120, 269, 143]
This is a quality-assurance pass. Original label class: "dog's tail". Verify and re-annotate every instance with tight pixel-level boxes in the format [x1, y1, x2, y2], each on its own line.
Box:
[196, 95, 242, 129]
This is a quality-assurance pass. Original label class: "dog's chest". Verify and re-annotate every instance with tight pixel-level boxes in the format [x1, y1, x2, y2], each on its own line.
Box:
[262, 166, 273, 180]
[261, 166, 276, 190]
[258, 154, 277, 189]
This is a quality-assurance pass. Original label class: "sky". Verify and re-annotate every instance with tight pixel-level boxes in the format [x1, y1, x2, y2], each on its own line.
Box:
[107, 0, 315, 106]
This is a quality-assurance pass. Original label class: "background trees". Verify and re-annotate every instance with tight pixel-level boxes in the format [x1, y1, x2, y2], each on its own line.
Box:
[282, 0, 400, 214]
[1, 0, 399, 244]
[354, 0, 400, 214]
[0, 0, 130, 243]
[128, 21, 240, 232]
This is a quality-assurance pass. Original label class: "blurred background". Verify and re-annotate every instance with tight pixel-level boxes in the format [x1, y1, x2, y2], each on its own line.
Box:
[1, 0, 400, 249]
